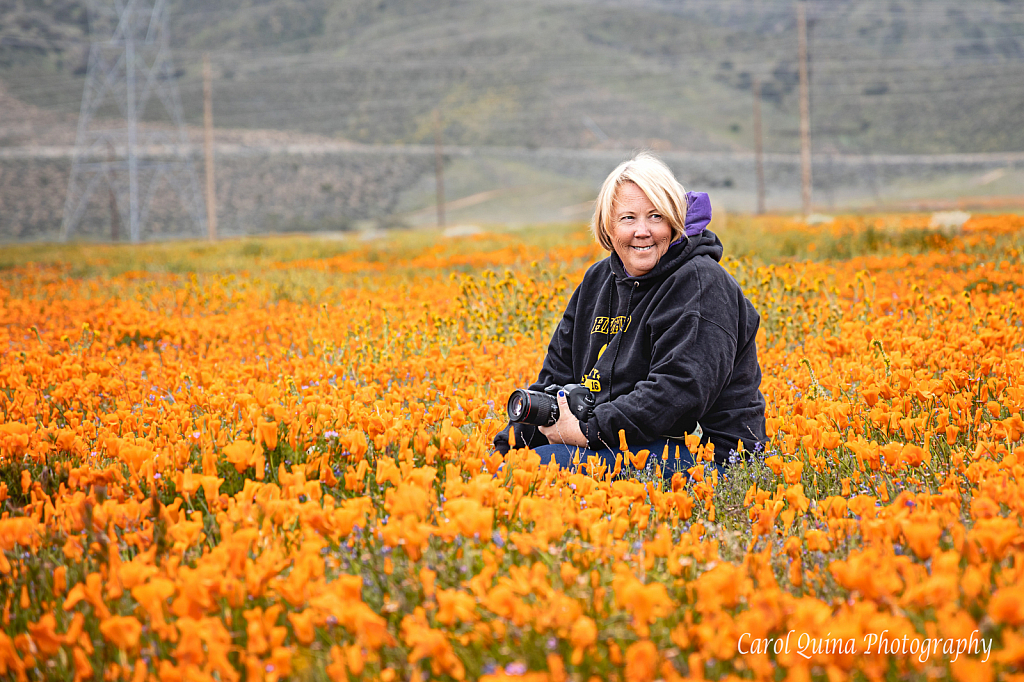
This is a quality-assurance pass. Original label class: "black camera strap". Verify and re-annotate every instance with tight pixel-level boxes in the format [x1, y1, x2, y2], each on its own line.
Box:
[605, 279, 638, 408]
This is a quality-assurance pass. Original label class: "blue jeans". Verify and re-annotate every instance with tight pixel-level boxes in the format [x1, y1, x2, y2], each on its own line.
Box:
[530, 438, 721, 479]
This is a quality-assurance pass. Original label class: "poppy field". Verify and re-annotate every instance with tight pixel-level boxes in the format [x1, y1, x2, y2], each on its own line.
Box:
[2, 213, 1024, 682]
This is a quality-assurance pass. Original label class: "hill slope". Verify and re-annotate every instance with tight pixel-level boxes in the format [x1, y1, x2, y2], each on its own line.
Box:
[2, 0, 1024, 155]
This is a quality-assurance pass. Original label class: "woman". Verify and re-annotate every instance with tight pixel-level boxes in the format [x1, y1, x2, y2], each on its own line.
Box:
[493, 152, 766, 476]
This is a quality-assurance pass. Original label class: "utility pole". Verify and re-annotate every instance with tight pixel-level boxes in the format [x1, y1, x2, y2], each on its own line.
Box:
[797, 1, 812, 216]
[752, 76, 766, 215]
[106, 141, 121, 240]
[434, 109, 446, 229]
[203, 53, 217, 241]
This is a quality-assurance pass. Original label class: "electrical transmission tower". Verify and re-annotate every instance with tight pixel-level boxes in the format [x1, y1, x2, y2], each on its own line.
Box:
[62, 0, 206, 242]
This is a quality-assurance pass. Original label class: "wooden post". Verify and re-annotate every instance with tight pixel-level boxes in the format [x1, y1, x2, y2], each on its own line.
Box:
[434, 109, 446, 229]
[753, 77, 766, 215]
[797, 1, 812, 216]
[107, 141, 121, 241]
[203, 53, 217, 240]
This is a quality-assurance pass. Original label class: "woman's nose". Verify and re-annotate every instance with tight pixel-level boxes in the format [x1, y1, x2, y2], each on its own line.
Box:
[635, 218, 653, 235]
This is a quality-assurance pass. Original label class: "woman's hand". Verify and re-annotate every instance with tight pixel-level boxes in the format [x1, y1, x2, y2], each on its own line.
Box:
[538, 391, 589, 447]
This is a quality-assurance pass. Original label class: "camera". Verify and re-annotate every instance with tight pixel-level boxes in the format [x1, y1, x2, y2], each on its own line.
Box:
[506, 384, 596, 427]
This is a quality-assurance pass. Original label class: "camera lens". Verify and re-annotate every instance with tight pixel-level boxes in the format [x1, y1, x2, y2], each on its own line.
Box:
[508, 391, 528, 420]
[506, 389, 558, 426]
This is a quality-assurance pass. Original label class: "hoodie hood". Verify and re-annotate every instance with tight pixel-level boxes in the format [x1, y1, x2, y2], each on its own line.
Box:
[684, 191, 712, 236]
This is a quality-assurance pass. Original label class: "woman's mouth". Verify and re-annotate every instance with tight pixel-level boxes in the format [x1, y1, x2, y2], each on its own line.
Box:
[631, 245, 654, 252]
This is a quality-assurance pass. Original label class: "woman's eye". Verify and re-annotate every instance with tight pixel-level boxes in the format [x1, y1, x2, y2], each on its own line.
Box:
[619, 215, 634, 223]
[650, 214, 663, 222]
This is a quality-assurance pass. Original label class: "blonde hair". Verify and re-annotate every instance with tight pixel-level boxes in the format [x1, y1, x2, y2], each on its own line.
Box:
[591, 151, 688, 251]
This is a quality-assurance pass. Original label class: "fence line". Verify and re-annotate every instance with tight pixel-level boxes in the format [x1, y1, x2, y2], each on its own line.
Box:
[4, 143, 1024, 167]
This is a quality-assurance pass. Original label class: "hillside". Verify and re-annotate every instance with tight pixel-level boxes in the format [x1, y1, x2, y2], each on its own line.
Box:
[2, 0, 1024, 155]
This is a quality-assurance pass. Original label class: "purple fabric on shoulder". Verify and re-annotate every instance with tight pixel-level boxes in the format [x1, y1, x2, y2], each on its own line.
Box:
[684, 191, 712, 236]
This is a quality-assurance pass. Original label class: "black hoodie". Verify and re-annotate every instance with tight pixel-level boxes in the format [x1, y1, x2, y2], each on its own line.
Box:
[494, 228, 766, 465]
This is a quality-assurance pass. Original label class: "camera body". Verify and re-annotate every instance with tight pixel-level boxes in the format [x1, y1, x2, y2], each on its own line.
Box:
[506, 384, 596, 427]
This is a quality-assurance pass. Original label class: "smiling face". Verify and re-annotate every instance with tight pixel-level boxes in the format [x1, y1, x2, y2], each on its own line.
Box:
[609, 181, 674, 277]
